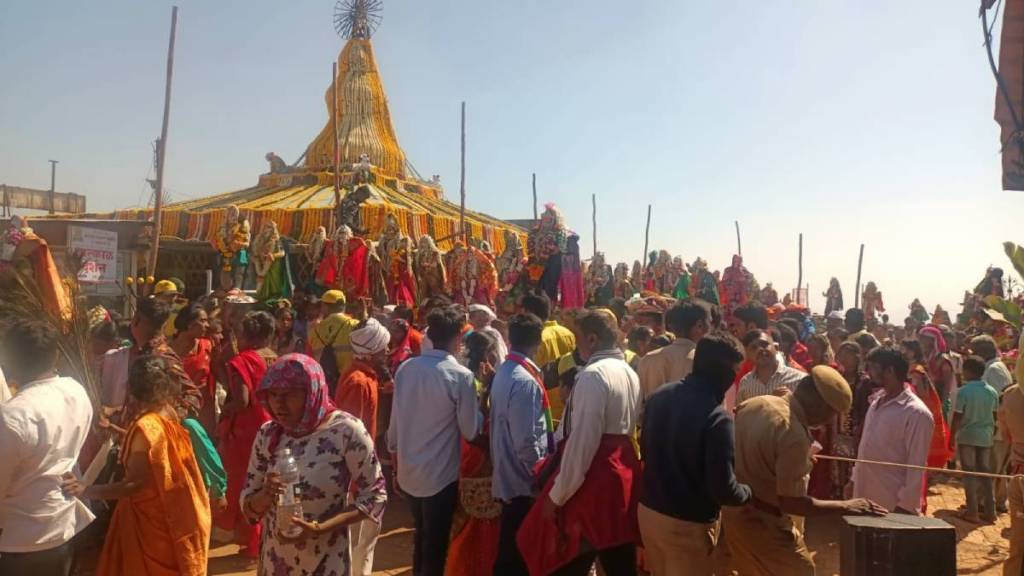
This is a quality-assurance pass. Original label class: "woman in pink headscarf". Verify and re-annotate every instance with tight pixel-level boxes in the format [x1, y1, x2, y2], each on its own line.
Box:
[919, 325, 958, 420]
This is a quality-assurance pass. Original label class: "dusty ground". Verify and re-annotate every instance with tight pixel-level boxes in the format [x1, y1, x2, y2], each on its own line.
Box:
[199, 480, 1011, 576]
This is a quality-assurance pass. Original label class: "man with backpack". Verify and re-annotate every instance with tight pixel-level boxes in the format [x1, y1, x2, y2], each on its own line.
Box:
[309, 290, 359, 394]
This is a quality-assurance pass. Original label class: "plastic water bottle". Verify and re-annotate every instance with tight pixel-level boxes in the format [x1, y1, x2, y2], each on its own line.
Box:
[274, 447, 304, 538]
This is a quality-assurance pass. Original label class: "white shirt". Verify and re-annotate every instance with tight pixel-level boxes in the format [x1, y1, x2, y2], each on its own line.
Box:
[984, 359, 1014, 393]
[549, 349, 640, 506]
[737, 363, 806, 405]
[387, 349, 482, 498]
[0, 376, 95, 552]
[853, 387, 933, 513]
[479, 325, 508, 364]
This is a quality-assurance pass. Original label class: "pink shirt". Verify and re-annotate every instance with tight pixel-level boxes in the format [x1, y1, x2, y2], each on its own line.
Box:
[852, 388, 934, 513]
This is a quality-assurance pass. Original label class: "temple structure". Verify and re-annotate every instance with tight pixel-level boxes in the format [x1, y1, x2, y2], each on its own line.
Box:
[85, 4, 523, 292]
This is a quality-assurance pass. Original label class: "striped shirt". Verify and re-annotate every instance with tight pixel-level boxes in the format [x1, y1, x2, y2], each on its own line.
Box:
[737, 364, 807, 405]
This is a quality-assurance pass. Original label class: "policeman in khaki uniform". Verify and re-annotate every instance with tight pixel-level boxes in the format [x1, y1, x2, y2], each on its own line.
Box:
[723, 366, 887, 575]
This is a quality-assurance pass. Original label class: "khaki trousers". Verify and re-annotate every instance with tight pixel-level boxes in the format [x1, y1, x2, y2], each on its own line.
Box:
[1006, 471, 1024, 576]
[721, 506, 814, 576]
[638, 504, 719, 576]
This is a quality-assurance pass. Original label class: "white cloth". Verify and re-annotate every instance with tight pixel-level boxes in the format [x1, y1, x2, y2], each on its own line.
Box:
[0, 376, 95, 552]
[99, 345, 132, 409]
[549, 349, 640, 506]
[736, 363, 806, 405]
[351, 318, 391, 357]
[0, 367, 9, 403]
[350, 516, 381, 576]
[479, 325, 508, 364]
[852, 388, 934, 513]
[387, 350, 482, 498]
[984, 359, 1014, 393]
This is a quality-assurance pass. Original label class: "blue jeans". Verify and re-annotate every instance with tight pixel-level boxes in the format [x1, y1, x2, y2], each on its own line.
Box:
[959, 444, 995, 517]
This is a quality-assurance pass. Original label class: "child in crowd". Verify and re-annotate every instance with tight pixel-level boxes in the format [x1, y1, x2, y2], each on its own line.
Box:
[950, 356, 1001, 523]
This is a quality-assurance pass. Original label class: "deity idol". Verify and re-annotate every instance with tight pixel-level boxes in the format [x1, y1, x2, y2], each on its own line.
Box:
[613, 262, 635, 299]
[909, 299, 930, 324]
[414, 235, 447, 305]
[306, 226, 327, 267]
[720, 255, 751, 312]
[672, 259, 691, 301]
[652, 250, 673, 294]
[316, 225, 369, 300]
[861, 281, 885, 321]
[630, 260, 643, 292]
[251, 221, 291, 300]
[932, 305, 952, 328]
[212, 205, 251, 290]
[559, 235, 585, 309]
[527, 204, 568, 301]
[585, 252, 613, 307]
[974, 267, 1005, 298]
[496, 232, 527, 315]
[823, 277, 844, 316]
[760, 282, 780, 306]
[386, 236, 418, 308]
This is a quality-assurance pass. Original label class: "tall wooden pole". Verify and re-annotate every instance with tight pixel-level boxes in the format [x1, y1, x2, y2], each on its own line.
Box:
[855, 244, 865, 309]
[797, 233, 803, 305]
[591, 193, 597, 257]
[532, 173, 538, 222]
[642, 204, 652, 273]
[48, 160, 58, 215]
[459, 101, 467, 242]
[735, 220, 742, 256]
[147, 5, 178, 281]
[332, 62, 341, 218]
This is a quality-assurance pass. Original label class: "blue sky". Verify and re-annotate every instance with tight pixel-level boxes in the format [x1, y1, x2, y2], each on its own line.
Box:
[1, 0, 1020, 317]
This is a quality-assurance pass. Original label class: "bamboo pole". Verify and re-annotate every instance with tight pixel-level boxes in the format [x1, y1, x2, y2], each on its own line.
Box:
[459, 101, 466, 242]
[797, 233, 803, 305]
[591, 193, 597, 257]
[147, 5, 178, 282]
[855, 244, 865, 309]
[532, 173, 538, 222]
[735, 220, 742, 256]
[642, 205, 652, 273]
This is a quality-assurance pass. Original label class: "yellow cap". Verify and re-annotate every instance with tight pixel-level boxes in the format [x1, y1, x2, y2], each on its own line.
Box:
[321, 290, 346, 305]
[153, 280, 178, 295]
[810, 365, 852, 413]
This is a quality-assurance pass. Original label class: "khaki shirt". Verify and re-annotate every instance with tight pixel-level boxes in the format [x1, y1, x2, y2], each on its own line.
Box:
[733, 395, 813, 507]
[998, 384, 1024, 467]
[637, 338, 696, 401]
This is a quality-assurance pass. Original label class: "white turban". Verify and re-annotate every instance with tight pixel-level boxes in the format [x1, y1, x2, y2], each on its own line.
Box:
[468, 304, 497, 324]
[350, 318, 391, 357]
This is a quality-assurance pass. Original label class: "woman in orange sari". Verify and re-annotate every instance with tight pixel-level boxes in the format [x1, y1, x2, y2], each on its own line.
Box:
[217, 311, 277, 559]
[902, 339, 951, 512]
[64, 355, 211, 576]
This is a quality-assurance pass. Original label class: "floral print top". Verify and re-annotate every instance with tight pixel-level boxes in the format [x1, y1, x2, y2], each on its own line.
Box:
[241, 410, 387, 576]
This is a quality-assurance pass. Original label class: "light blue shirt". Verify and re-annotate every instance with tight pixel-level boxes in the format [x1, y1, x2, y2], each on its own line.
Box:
[387, 349, 482, 498]
[490, 354, 549, 501]
[955, 380, 1000, 448]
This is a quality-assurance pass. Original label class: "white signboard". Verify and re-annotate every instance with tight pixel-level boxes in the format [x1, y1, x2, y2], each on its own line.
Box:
[69, 225, 118, 284]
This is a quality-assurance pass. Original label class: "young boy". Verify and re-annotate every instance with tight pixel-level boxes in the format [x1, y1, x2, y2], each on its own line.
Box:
[950, 356, 1001, 523]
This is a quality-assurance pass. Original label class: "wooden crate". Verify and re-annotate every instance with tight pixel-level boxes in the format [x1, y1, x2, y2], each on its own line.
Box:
[840, 514, 956, 576]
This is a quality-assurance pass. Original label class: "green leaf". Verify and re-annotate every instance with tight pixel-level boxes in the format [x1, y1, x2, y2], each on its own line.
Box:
[983, 295, 1022, 329]
[1003, 242, 1024, 280]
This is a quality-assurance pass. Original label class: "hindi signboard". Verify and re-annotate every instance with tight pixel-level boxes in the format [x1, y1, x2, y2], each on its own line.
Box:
[69, 225, 117, 284]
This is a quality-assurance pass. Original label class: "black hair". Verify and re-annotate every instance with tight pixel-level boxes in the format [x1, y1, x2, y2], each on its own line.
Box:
[866, 346, 909, 382]
[465, 330, 497, 375]
[650, 334, 674, 350]
[855, 333, 879, 354]
[576, 310, 618, 349]
[627, 326, 654, 348]
[91, 319, 119, 343]
[665, 301, 709, 338]
[692, 332, 744, 384]
[128, 355, 181, 406]
[136, 296, 172, 328]
[427, 305, 467, 347]
[241, 310, 276, 343]
[963, 355, 987, 380]
[776, 323, 798, 350]
[734, 302, 769, 330]
[173, 304, 206, 334]
[3, 319, 59, 381]
[392, 305, 414, 322]
[508, 313, 544, 351]
[779, 318, 802, 341]
[900, 339, 924, 363]
[742, 329, 768, 348]
[520, 292, 552, 321]
[607, 297, 627, 324]
[828, 327, 849, 342]
[845, 308, 866, 332]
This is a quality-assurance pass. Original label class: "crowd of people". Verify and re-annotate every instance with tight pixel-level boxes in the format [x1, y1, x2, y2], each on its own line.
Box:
[0, 270, 1023, 576]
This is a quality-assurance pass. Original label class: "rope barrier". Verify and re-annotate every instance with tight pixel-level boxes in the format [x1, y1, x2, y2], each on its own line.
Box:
[815, 454, 1023, 481]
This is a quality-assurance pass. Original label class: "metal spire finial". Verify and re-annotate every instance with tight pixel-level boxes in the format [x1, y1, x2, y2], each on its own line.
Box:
[334, 0, 383, 39]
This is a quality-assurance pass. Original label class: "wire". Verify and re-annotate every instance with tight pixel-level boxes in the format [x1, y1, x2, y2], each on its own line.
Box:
[815, 454, 1021, 481]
